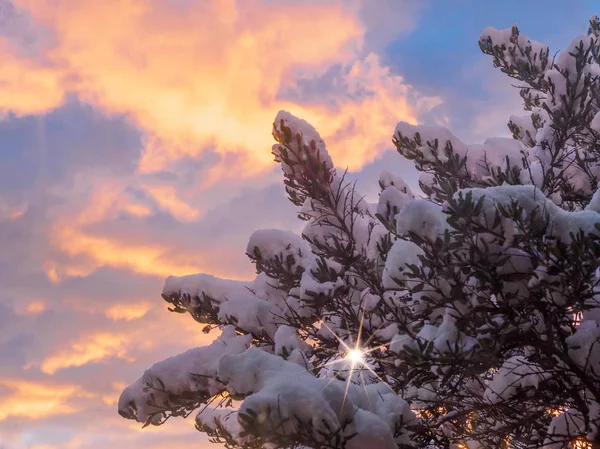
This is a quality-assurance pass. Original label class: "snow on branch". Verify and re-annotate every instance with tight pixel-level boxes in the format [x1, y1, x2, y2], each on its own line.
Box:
[118, 326, 251, 426]
[216, 347, 418, 449]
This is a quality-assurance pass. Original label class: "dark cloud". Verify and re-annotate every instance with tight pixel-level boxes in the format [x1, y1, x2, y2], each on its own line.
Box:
[0, 98, 142, 193]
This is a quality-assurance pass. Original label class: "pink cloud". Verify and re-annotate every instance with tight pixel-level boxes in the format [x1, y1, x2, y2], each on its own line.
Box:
[0, 1, 439, 448]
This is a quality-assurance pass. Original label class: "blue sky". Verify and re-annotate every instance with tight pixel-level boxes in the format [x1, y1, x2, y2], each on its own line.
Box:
[388, 0, 598, 92]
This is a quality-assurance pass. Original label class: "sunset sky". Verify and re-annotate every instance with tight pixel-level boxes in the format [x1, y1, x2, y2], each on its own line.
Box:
[0, 0, 597, 448]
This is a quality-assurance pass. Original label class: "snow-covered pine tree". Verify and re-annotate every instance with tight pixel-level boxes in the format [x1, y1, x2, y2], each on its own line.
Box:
[118, 16, 600, 449]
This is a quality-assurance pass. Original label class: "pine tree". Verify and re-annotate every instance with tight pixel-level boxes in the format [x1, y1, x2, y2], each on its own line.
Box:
[118, 15, 600, 449]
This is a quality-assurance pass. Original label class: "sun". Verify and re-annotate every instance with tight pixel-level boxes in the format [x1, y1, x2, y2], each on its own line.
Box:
[345, 348, 365, 365]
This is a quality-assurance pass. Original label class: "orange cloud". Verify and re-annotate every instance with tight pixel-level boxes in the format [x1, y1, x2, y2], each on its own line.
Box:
[143, 184, 200, 221]
[45, 179, 230, 281]
[39, 332, 133, 374]
[8, 0, 437, 285]
[8, 0, 434, 176]
[27, 300, 47, 313]
[14, 299, 46, 315]
[0, 378, 93, 420]
[101, 381, 128, 406]
[0, 38, 64, 116]
[0, 197, 29, 221]
[45, 264, 61, 284]
[52, 228, 203, 278]
[122, 202, 152, 218]
[0, 3, 437, 447]
[11, 0, 361, 170]
[280, 54, 442, 171]
[33, 299, 218, 376]
[105, 303, 151, 321]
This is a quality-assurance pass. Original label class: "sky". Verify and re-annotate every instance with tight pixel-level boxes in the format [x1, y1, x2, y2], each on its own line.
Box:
[0, 0, 597, 448]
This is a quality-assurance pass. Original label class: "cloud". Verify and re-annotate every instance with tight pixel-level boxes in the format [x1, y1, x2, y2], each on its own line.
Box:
[0, 0, 442, 291]
[0, 378, 94, 420]
[0, 107, 296, 284]
[14, 299, 47, 315]
[279, 53, 442, 170]
[45, 177, 204, 281]
[457, 59, 524, 142]
[10, 0, 359, 168]
[4, 0, 435, 175]
[38, 332, 134, 374]
[105, 302, 151, 321]
[0, 1, 437, 448]
[141, 184, 201, 221]
[353, 0, 425, 51]
[0, 38, 63, 116]
[47, 175, 300, 281]
[0, 0, 440, 288]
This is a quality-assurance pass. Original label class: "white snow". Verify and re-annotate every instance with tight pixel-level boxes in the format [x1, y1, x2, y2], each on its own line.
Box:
[592, 110, 600, 133]
[543, 409, 586, 449]
[447, 185, 600, 244]
[379, 170, 414, 196]
[196, 408, 242, 442]
[382, 239, 424, 290]
[120, 55, 600, 448]
[396, 199, 449, 241]
[565, 320, 600, 371]
[509, 114, 537, 147]
[394, 123, 526, 184]
[218, 348, 417, 448]
[466, 137, 525, 180]
[483, 355, 550, 404]
[118, 326, 252, 424]
[247, 229, 314, 273]
[163, 273, 249, 304]
[218, 295, 281, 338]
[394, 122, 468, 165]
[586, 188, 600, 213]
[299, 258, 345, 303]
[272, 110, 335, 197]
[274, 325, 311, 357]
[377, 186, 414, 224]
[479, 26, 549, 76]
